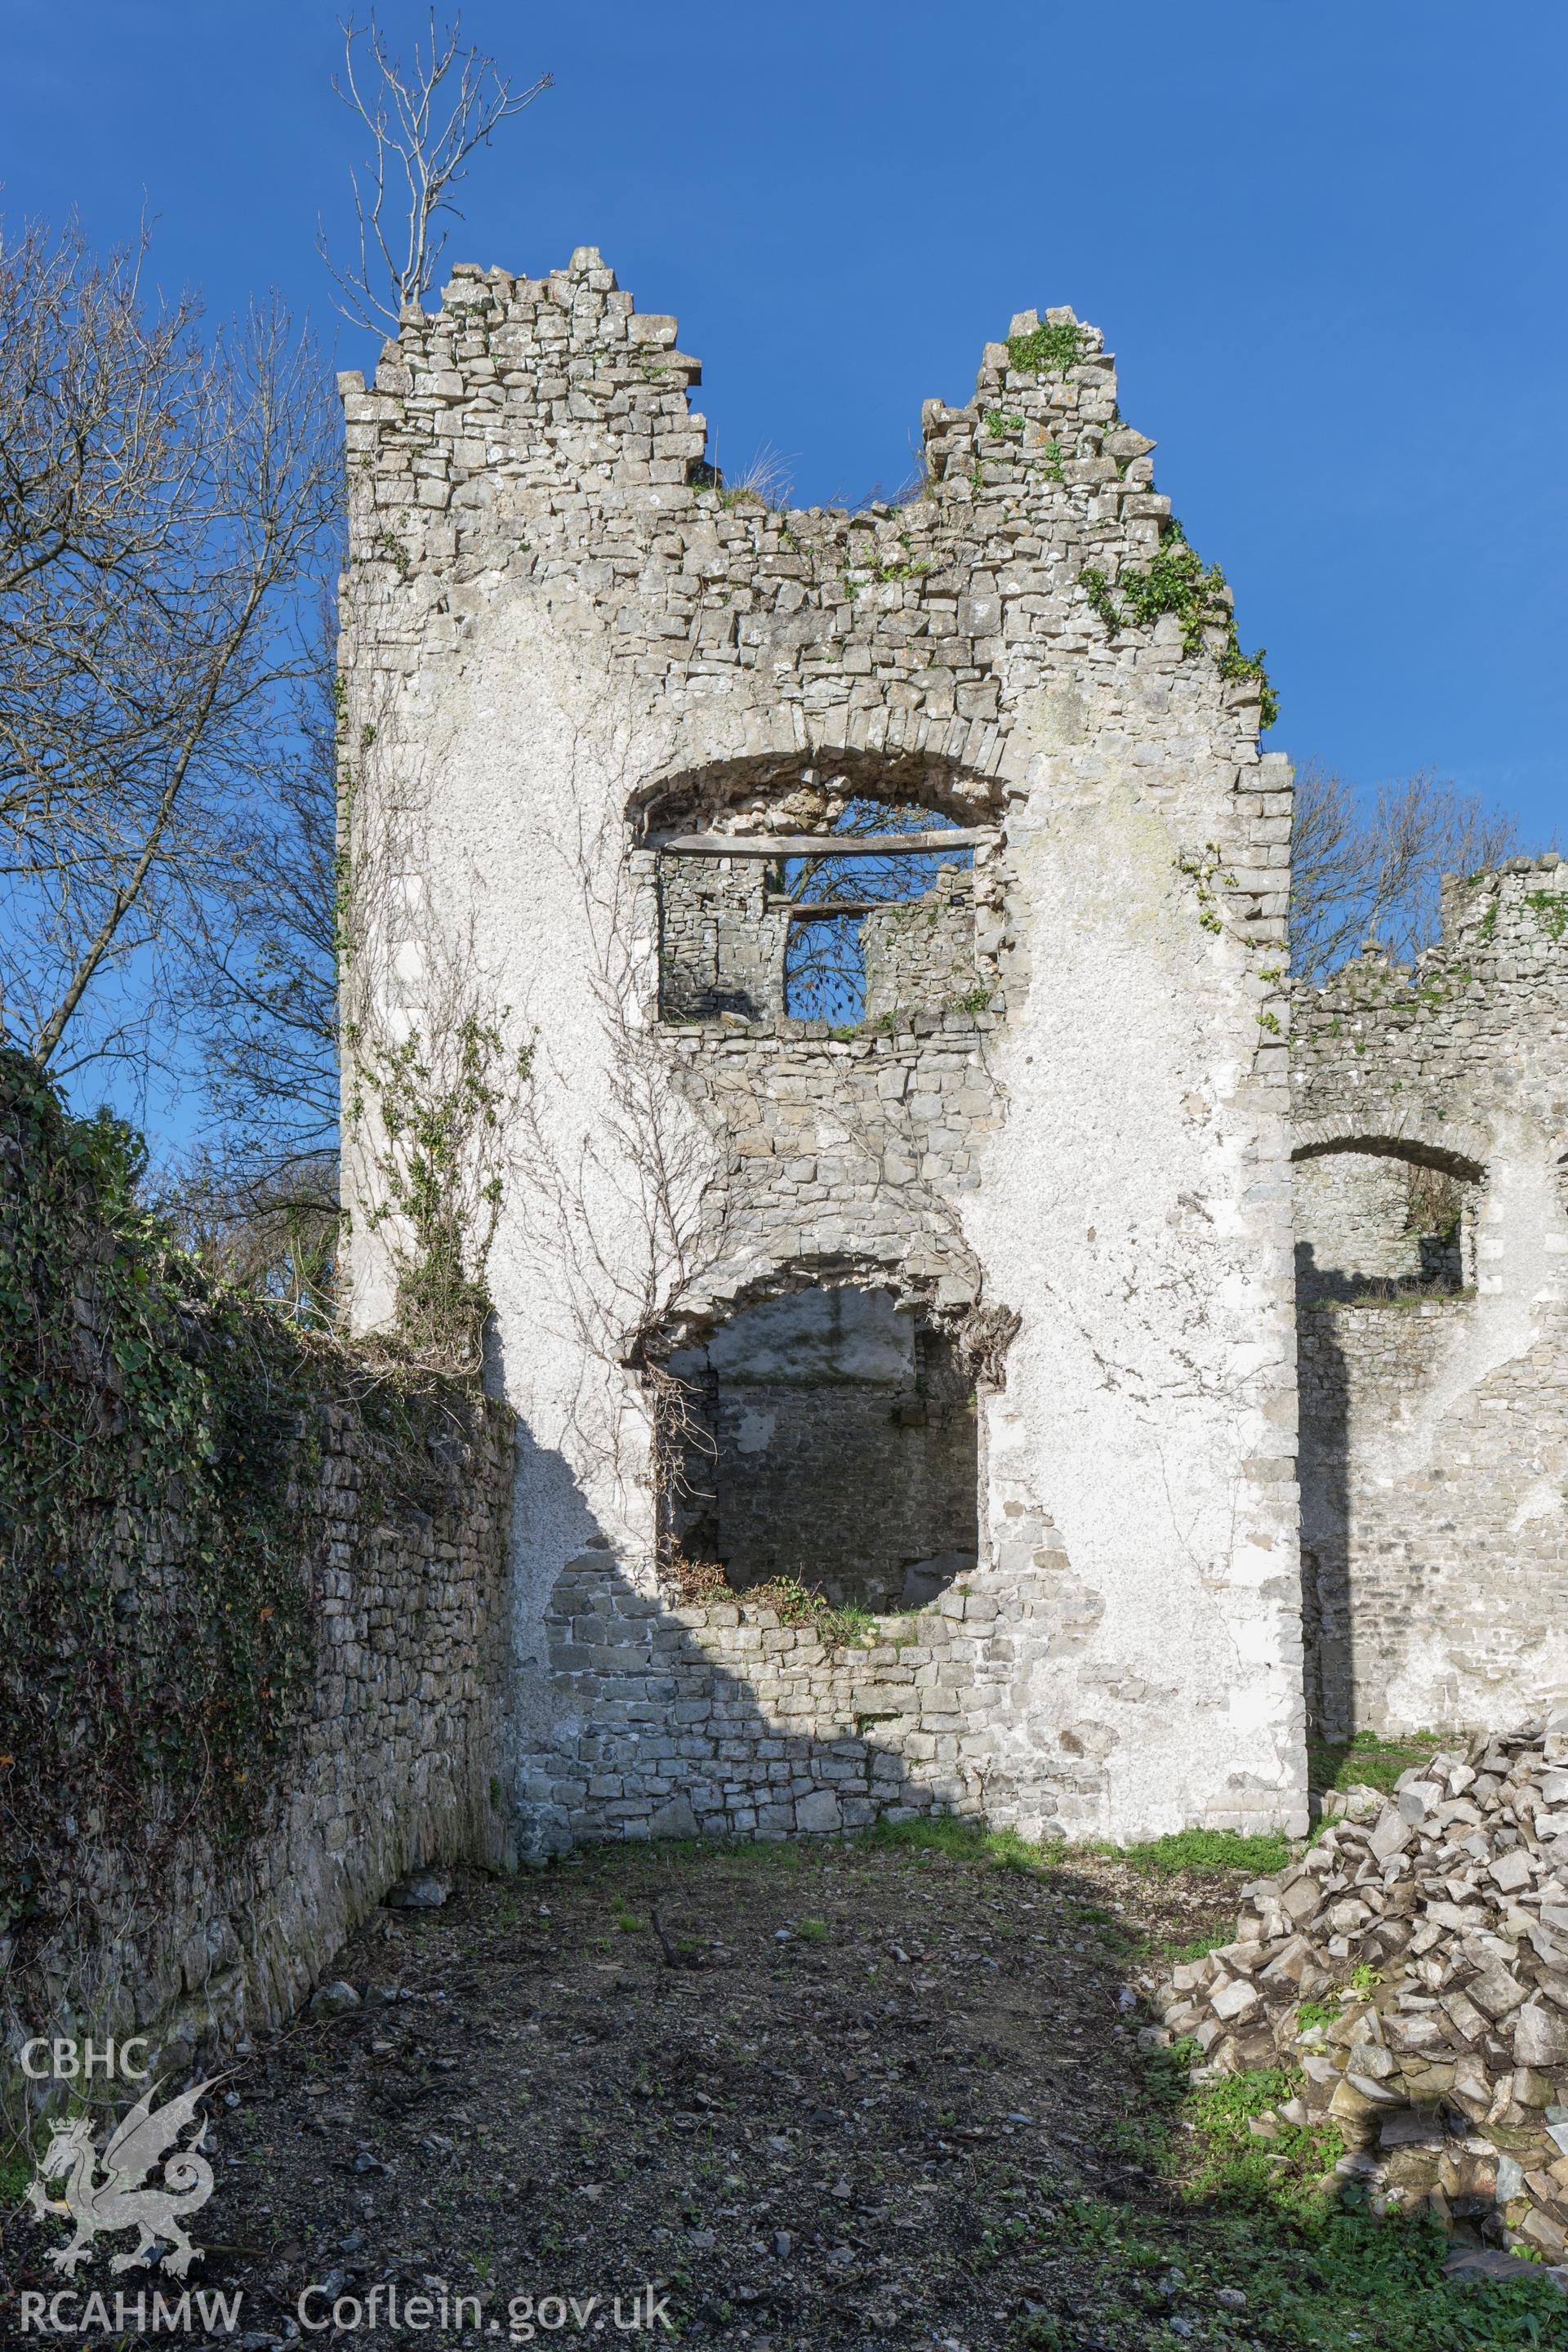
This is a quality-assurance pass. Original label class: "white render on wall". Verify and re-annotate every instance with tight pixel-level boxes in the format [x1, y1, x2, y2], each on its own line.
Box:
[339, 247, 1310, 1847]
[1292, 868, 1568, 1744]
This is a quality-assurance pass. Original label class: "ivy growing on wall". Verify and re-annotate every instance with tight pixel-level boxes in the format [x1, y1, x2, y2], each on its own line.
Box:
[1079, 523, 1280, 728]
[0, 1053, 345, 1924]
[348, 1012, 534, 1375]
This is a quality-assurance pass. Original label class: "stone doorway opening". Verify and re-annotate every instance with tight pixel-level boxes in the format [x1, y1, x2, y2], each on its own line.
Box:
[662, 1284, 979, 1613]
[1292, 1141, 1482, 1303]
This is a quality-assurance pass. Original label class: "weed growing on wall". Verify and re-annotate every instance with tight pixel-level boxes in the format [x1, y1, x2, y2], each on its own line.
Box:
[663, 1554, 880, 1651]
[1526, 889, 1568, 940]
[1174, 842, 1236, 937]
[1080, 523, 1279, 727]
[1004, 318, 1086, 376]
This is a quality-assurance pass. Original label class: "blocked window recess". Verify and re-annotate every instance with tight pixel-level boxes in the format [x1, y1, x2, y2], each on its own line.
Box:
[1292, 1141, 1483, 1304]
[652, 790, 994, 1028]
[659, 1285, 981, 1614]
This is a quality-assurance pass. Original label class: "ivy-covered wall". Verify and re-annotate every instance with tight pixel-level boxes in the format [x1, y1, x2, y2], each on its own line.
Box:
[0, 1052, 514, 2071]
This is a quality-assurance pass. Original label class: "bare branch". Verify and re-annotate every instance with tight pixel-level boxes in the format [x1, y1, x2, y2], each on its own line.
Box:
[1288, 761, 1535, 981]
[177, 595, 343, 1188]
[318, 9, 552, 336]
[0, 222, 342, 1080]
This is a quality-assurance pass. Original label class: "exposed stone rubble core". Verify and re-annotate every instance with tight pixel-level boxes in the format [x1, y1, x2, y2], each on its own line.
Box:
[1156, 1717, 1568, 2264]
[1291, 860, 1568, 1742]
[339, 248, 1306, 1850]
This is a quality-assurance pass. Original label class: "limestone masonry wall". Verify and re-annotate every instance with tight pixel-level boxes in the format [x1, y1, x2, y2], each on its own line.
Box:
[11, 1398, 513, 2070]
[659, 855, 788, 1023]
[525, 1555, 1092, 1844]
[339, 243, 1307, 1849]
[11, 1394, 514, 2069]
[862, 868, 981, 1022]
[1291, 860, 1568, 1742]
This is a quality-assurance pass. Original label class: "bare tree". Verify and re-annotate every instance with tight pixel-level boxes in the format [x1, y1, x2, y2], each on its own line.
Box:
[181, 604, 343, 1197]
[318, 9, 551, 336]
[157, 1148, 343, 1321]
[1289, 761, 1527, 982]
[0, 215, 342, 1082]
[153, 603, 346, 1302]
[0, 217, 200, 641]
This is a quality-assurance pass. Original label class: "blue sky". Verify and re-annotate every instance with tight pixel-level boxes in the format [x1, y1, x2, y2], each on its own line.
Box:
[1, 0, 1563, 1129]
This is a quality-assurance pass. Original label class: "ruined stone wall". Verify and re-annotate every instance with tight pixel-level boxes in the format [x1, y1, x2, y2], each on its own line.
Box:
[1293, 1151, 1472, 1298]
[1, 1049, 515, 2067]
[340, 246, 1305, 1847]
[523, 1557, 1087, 1844]
[658, 854, 788, 1022]
[706, 1383, 977, 1611]
[667, 1288, 979, 1611]
[9, 1394, 514, 2069]
[862, 868, 980, 1022]
[1291, 859, 1568, 1741]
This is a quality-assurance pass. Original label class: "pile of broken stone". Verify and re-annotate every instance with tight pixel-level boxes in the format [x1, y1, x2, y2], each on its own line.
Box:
[1152, 1718, 1568, 2268]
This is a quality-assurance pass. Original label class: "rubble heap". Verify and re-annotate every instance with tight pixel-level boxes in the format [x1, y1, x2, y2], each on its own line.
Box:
[1154, 1720, 1568, 2263]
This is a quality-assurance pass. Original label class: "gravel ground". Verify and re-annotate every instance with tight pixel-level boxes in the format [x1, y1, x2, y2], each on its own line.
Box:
[3, 1835, 1272, 2350]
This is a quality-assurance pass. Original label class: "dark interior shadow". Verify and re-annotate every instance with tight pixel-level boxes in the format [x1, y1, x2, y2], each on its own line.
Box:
[1294, 1245, 1352, 1750]
[664, 1286, 978, 1615]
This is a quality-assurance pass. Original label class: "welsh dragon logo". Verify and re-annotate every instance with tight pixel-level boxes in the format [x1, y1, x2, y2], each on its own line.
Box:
[24, 2076, 221, 2278]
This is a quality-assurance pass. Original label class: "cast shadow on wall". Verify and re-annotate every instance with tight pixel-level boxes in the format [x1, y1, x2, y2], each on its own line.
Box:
[497, 1422, 1047, 1860]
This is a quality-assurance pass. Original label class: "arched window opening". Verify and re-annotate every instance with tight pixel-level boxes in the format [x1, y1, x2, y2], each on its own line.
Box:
[661, 1285, 979, 1614]
[1292, 1144, 1481, 1304]
[651, 777, 995, 1030]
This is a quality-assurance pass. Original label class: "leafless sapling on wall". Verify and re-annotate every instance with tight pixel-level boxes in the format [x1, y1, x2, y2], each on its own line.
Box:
[318, 8, 552, 336]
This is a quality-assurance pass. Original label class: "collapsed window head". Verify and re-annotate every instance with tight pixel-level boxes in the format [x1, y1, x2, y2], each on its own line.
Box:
[651, 776, 991, 1030]
[780, 798, 974, 1022]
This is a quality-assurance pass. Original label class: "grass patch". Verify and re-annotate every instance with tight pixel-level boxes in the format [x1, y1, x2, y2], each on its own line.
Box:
[862, 1815, 1058, 1876]
[1163, 1929, 1229, 1965]
[795, 1916, 830, 1943]
[1309, 1728, 1442, 1798]
[1057, 2050, 1568, 2350]
[1178, 2065, 1341, 2219]
[1107, 1827, 1294, 1878]
[866, 1814, 1293, 1886]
